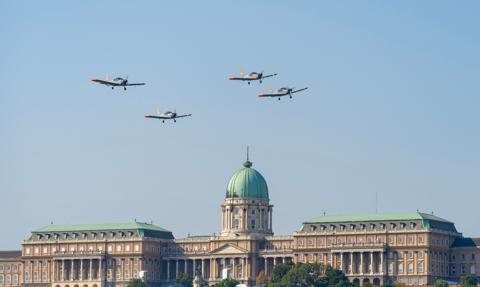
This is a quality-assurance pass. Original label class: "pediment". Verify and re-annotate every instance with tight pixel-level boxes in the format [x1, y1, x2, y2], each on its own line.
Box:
[210, 244, 248, 255]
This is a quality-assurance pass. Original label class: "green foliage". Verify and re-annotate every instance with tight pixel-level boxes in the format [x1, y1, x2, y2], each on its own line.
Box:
[270, 263, 294, 283]
[127, 278, 147, 287]
[176, 272, 193, 287]
[433, 279, 449, 287]
[460, 275, 478, 287]
[266, 263, 352, 287]
[394, 283, 407, 287]
[381, 284, 395, 287]
[215, 278, 239, 287]
[362, 283, 374, 287]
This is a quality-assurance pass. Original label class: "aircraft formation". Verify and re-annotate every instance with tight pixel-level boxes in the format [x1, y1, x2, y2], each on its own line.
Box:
[90, 68, 309, 123]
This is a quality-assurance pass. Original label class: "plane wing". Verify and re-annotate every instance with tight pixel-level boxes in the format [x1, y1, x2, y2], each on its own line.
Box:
[261, 73, 278, 79]
[144, 115, 169, 119]
[125, 83, 146, 86]
[229, 76, 246, 81]
[175, 114, 192, 118]
[292, 87, 308, 94]
[91, 78, 118, 86]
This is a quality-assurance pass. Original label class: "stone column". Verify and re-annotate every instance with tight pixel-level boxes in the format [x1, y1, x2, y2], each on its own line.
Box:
[80, 259, 83, 281]
[201, 259, 206, 278]
[167, 260, 171, 281]
[175, 260, 179, 278]
[369, 251, 374, 275]
[264, 258, 268, 276]
[380, 252, 384, 275]
[340, 253, 344, 272]
[89, 259, 93, 281]
[52, 261, 56, 282]
[232, 258, 236, 279]
[70, 260, 74, 281]
[184, 259, 188, 275]
[269, 208, 273, 231]
[193, 259, 197, 278]
[99, 259, 103, 281]
[360, 253, 364, 275]
[242, 258, 247, 280]
[350, 253, 354, 275]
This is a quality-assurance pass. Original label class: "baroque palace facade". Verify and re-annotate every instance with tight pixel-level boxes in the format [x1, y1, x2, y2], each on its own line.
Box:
[0, 159, 479, 287]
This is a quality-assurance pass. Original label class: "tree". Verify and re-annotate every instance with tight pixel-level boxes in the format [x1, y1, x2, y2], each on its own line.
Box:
[127, 278, 147, 287]
[256, 270, 267, 286]
[176, 272, 193, 287]
[270, 263, 294, 283]
[460, 275, 478, 287]
[433, 279, 449, 287]
[362, 283, 374, 287]
[215, 278, 239, 287]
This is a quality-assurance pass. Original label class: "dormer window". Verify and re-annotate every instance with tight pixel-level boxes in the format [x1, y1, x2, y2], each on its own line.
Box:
[390, 223, 396, 229]
[54, 233, 59, 239]
[340, 225, 346, 231]
[360, 224, 365, 230]
[330, 225, 336, 231]
[320, 225, 326, 231]
[82, 233, 87, 239]
[120, 231, 125, 237]
[110, 232, 116, 237]
[46, 234, 51, 239]
[36, 234, 42, 240]
[63, 233, 68, 239]
[410, 222, 416, 229]
[380, 224, 386, 230]
[91, 232, 96, 238]
[101, 232, 106, 238]
[400, 223, 406, 229]
[309, 225, 317, 231]
[370, 224, 376, 230]
[72, 233, 77, 239]
[350, 224, 356, 230]
[128, 231, 134, 237]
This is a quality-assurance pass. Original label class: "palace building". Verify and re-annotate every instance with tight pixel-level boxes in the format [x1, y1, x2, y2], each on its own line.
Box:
[0, 159, 478, 287]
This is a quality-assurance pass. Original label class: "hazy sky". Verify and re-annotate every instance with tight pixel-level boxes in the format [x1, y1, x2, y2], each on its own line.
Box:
[1, 1, 479, 249]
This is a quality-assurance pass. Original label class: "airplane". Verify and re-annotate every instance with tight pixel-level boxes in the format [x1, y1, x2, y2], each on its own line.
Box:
[91, 74, 145, 90]
[228, 68, 277, 84]
[258, 86, 309, 100]
[144, 108, 192, 123]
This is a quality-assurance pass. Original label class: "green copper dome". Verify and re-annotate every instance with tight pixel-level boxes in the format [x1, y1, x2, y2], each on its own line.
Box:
[226, 160, 269, 199]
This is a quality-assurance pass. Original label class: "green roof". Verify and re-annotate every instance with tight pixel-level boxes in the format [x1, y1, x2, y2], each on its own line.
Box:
[305, 212, 452, 224]
[33, 222, 170, 233]
[226, 160, 269, 199]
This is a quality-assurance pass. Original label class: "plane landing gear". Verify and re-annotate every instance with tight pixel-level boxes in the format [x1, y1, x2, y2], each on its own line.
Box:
[289, 95, 292, 99]
[248, 82, 250, 85]
[259, 80, 262, 84]
[174, 119, 177, 123]
[278, 97, 281, 101]
[111, 87, 114, 90]
[162, 120, 165, 123]
[124, 87, 127, 91]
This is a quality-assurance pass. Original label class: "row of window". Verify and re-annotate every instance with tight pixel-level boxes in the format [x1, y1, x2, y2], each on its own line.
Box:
[25, 244, 141, 255]
[307, 222, 419, 232]
[0, 274, 19, 285]
[0, 265, 18, 272]
[298, 234, 425, 247]
[33, 231, 138, 241]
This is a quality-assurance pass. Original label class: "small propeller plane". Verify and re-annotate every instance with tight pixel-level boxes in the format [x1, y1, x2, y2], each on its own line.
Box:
[258, 86, 309, 100]
[91, 74, 145, 90]
[228, 68, 277, 84]
[144, 108, 192, 123]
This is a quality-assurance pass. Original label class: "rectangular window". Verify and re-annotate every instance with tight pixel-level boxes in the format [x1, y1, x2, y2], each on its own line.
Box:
[33, 272, 38, 282]
[307, 239, 313, 247]
[25, 272, 30, 281]
[14, 275, 18, 284]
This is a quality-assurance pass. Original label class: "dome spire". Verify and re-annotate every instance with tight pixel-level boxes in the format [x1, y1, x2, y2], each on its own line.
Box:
[244, 145, 252, 168]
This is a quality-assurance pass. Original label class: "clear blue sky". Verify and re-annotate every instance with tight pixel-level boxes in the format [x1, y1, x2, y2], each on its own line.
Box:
[1, 1, 479, 249]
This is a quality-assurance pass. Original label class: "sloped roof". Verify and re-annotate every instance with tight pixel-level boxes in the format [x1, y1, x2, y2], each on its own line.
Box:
[0, 250, 21, 262]
[305, 212, 451, 224]
[33, 222, 170, 233]
[451, 237, 480, 248]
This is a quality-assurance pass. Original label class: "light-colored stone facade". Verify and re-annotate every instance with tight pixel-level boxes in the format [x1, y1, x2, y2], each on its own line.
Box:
[0, 160, 478, 287]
